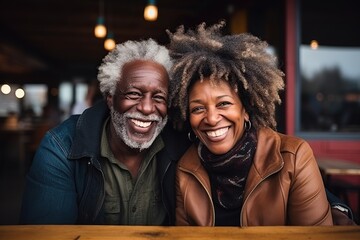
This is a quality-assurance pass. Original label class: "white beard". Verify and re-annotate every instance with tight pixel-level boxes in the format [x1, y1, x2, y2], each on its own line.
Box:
[110, 106, 168, 151]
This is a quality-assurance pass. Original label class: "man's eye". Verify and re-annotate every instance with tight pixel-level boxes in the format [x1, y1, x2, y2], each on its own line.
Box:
[153, 95, 167, 103]
[126, 92, 142, 100]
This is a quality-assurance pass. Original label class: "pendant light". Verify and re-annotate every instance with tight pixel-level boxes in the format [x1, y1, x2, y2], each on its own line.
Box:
[104, 32, 116, 51]
[144, 0, 158, 21]
[94, 0, 107, 38]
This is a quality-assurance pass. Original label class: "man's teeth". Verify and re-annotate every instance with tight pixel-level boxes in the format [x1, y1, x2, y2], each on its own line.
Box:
[132, 119, 152, 128]
[206, 127, 228, 137]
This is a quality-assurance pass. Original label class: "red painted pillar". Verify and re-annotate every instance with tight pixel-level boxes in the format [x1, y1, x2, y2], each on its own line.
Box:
[285, 0, 297, 136]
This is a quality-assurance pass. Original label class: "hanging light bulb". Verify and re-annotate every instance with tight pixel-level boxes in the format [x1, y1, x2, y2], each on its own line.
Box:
[144, 0, 158, 21]
[94, 0, 107, 38]
[94, 16, 107, 38]
[104, 32, 116, 51]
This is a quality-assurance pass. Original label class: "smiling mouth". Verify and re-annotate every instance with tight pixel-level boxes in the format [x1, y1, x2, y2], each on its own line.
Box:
[131, 119, 152, 128]
[206, 127, 229, 137]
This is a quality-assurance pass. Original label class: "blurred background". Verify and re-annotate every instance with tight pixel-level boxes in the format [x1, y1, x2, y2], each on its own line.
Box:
[0, 0, 359, 224]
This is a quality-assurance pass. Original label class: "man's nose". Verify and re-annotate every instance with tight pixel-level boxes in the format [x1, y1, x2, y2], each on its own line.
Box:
[137, 96, 155, 115]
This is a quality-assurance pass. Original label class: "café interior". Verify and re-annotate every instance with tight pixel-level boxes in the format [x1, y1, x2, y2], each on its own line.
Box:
[0, 0, 359, 226]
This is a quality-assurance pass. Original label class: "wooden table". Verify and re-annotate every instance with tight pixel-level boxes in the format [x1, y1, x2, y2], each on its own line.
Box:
[317, 158, 360, 218]
[316, 158, 360, 189]
[0, 225, 359, 240]
[317, 158, 360, 176]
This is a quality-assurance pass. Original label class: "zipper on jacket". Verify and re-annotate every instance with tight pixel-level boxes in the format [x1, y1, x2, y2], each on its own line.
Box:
[239, 162, 284, 226]
[161, 160, 172, 225]
[179, 166, 216, 226]
[88, 159, 106, 222]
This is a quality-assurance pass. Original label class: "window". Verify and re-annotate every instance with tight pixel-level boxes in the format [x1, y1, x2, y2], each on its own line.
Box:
[0, 84, 20, 117]
[23, 84, 48, 117]
[298, 0, 360, 137]
[300, 46, 360, 132]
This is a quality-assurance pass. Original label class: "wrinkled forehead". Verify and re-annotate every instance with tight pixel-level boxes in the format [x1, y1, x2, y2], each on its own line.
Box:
[122, 59, 169, 79]
[119, 60, 169, 90]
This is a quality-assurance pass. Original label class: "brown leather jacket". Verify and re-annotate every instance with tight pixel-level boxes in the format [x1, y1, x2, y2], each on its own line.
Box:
[176, 128, 333, 226]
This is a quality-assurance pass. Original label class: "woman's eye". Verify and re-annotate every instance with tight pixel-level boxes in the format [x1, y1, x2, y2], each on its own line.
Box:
[218, 101, 232, 107]
[190, 106, 204, 113]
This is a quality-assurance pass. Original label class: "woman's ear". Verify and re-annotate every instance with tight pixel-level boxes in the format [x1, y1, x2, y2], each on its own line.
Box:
[244, 112, 250, 122]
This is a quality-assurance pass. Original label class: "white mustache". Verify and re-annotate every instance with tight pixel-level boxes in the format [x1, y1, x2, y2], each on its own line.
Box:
[124, 112, 162, 122]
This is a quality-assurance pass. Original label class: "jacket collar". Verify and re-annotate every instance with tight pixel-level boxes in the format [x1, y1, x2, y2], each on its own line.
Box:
[243, 128, 284, 198]
[178, 128, 284, 193]
[67, 100, 178, 171]
[68, 100, 109, 160]
[178, 144, 212, 191]
[252, 128, 284, 178]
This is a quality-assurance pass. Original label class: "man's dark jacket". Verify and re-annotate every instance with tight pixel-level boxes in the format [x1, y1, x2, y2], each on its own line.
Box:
[20, 100, 190, 225]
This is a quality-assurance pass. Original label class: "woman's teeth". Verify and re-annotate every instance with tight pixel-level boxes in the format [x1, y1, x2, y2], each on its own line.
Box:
[206, 127, 228, 137]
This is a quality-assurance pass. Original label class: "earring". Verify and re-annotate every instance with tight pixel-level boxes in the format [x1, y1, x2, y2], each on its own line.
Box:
[187, 131, 197, 142]
[244, 120, 252, 131]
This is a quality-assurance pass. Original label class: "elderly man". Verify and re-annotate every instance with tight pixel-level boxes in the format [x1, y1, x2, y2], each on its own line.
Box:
[20, 39, 189, 225]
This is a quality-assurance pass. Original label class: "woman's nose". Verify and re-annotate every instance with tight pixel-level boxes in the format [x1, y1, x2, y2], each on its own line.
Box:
[204, 107, 221, 125]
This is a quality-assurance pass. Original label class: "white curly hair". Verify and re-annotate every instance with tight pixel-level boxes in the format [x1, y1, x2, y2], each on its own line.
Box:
[97, 38, 173, 97]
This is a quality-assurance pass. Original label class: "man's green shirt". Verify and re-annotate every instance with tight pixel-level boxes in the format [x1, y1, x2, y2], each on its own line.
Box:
[100, 118, 166, 225]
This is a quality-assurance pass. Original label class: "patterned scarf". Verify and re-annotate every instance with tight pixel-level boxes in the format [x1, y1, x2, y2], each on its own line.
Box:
[198, 127, 257, 209]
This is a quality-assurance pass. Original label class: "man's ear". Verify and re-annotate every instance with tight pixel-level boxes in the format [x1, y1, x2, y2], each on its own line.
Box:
[106, 94, 113, 109]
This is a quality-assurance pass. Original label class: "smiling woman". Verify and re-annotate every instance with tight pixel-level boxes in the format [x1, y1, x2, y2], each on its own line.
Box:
[188, 78, 249, 155]
[168, 21, 335, 226]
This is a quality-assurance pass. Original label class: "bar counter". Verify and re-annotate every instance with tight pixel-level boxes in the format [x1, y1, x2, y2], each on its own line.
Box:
[0, 225, 359, 240]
